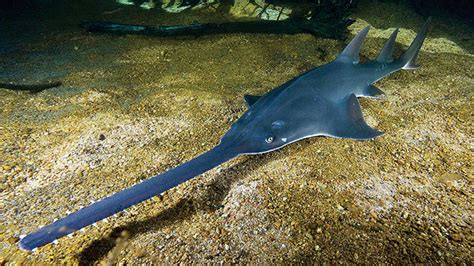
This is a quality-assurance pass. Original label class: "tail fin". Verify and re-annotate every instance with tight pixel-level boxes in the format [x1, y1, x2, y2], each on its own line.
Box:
[336, 26, 370, 64]
[400, 17, 431, 70]
[376, 28, 399, 63]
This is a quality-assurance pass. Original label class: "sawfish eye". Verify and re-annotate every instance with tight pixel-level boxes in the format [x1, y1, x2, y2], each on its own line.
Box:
[265, 136, 274, 143]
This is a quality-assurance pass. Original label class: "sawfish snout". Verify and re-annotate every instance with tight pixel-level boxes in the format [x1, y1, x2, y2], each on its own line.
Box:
[220, 117, 292, 155]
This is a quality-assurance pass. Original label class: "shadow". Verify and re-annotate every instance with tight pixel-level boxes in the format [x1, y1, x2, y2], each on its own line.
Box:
[77, 151, 275, 264]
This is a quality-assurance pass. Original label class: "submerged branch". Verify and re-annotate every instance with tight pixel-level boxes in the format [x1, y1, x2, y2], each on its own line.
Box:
[80, 17, 355, 40]
[0, 81, 62, 93]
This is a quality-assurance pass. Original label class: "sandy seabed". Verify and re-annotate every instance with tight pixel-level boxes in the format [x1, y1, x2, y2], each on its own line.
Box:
[0, 0, 472, 264]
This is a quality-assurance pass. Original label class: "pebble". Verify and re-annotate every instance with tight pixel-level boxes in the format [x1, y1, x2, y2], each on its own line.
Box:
[5, 236, 18, 245]
[451, 233, 462, 242]
[134, 250, 146, 258]
[370, 211, 378, 219]
[120, 230, 130, 239]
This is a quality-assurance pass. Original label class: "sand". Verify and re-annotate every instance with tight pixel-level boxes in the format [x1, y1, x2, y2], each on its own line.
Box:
[0, 0, 472, 264]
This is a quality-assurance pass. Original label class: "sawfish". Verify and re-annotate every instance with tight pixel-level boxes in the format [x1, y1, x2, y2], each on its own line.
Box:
[19, 18, 430, 251]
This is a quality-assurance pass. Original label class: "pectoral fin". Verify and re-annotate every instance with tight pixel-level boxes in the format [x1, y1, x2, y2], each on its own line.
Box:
[328, 94, 383, 140]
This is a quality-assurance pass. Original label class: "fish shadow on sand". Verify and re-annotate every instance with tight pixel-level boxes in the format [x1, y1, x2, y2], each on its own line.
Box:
[77, 152, 275, 263]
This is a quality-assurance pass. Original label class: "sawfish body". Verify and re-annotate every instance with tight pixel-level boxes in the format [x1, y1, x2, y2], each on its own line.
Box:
[19, 18, 431, 251]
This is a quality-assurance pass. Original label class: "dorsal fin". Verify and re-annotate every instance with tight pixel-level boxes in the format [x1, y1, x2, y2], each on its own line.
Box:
[244, 95, 261, 107]
[337, 26, 370, 64]
[328, 94, 383, 140]
[377, 28, 399, 63]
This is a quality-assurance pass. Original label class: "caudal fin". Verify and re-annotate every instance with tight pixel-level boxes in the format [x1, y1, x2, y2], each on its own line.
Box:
[399, 17, 431, 70]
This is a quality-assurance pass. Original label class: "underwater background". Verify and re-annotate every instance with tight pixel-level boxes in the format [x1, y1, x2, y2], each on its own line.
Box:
[0, 0, 472, 264]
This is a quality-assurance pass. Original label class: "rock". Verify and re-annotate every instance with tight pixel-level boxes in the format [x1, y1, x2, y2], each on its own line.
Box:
[229, 0, 291, 20]
[140, 0, 155, 10]
[116, 0, 134, 6]
[437, 173, 463, 188]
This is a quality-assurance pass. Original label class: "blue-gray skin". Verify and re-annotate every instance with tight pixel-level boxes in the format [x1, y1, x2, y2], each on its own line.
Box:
[19, 18, 431, 251]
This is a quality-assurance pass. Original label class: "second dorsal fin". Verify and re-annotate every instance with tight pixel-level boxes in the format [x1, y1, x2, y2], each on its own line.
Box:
[377, 28, 399, 63]
[337, 26, 370, 64]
